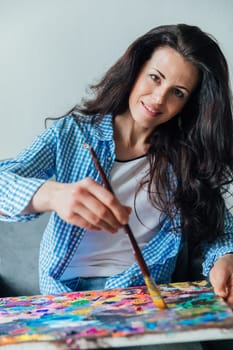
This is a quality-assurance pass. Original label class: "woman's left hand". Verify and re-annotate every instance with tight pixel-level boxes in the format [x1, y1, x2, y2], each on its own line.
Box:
[209, 253, 233, 308]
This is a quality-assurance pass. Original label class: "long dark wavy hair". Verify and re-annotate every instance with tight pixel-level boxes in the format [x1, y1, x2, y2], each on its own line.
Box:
[67, 24, 233, 244]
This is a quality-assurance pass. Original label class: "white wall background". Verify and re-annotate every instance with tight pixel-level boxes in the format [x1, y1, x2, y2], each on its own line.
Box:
[0, 0, 233, 159]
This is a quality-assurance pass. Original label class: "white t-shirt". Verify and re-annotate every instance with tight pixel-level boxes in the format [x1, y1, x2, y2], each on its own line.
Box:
[61, 156, 162, 280]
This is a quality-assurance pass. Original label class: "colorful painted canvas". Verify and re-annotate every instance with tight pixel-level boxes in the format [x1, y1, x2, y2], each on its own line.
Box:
[0, 280, 233, 348]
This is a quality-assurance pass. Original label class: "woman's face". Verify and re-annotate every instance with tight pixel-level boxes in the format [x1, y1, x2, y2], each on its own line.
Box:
[128, 46, 199, 131]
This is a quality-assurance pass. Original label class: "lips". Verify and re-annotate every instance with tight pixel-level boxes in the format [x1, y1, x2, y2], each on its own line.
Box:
[141, 101, 162, 116]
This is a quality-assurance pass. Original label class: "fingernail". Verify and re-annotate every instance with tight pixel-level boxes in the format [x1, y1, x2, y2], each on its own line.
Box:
[110, 228, 118, 234]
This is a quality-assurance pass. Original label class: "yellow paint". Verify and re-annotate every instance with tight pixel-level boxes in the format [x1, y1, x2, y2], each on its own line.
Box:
[71, 308, 92, 314]
[132, 298, 149, 304]
[144, 276, 167, 310]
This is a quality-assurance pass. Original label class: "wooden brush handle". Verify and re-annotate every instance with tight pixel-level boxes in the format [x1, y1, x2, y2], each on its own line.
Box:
[89, 146, 150, 277]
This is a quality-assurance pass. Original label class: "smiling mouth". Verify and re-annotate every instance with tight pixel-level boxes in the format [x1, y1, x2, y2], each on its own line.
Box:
[141, 101, 162, 116]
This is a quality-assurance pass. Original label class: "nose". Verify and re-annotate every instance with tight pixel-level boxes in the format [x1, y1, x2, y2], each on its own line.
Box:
[152, 86, 167, 105]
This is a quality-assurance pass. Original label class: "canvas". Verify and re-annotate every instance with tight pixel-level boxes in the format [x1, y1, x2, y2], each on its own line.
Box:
[0, 280, 233, 349]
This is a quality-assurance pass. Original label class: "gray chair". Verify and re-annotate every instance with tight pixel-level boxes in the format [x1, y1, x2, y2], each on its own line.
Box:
[0, 213, 49, 296]
[1, 196, 232, 297]
[0, 212, 202, 297]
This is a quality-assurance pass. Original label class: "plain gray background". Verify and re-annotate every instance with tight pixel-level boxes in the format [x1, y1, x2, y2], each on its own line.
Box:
[0, 0, 233, 159]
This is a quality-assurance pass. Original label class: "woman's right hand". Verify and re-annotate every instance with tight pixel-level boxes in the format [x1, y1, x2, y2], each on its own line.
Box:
[27, 179, 131, 234]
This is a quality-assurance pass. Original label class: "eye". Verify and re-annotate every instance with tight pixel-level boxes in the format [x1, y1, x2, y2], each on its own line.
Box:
[149, 74, 160, 82]
[173, 88, 185, 99]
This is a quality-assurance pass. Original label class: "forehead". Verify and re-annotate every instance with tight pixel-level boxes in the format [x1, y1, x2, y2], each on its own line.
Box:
[144, 46, 199, 89]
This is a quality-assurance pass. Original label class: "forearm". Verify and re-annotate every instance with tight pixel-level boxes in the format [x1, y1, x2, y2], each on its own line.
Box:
[23, 178, 131, 233]
[202, 209, 233, 277]
[22, 181, 62, 214]
[0, 171, 47, 220]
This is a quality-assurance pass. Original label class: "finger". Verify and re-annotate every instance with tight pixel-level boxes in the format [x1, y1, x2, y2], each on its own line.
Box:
[70, 185, 122, 233]
[210, 268, 229, 298]
[74, 202, 120, 233]
[84, 181, 130, 225]
[72, 186, 123, 232]
[225, 293, 233, 308]
[224, 280, 233, 308]
[80, 179, 131, 225]
[66, 212, 103, 231]
[96, 191, 131, 225]
[79, 191, 124, 230]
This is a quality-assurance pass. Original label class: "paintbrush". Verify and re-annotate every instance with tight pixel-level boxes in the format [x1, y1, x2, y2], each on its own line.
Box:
[87, 145, 167, 310]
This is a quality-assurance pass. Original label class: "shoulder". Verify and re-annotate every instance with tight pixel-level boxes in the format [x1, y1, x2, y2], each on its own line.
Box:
[51, 115, 79, 131]
[46, 114, 114, 143]
[46, 115, 87, 139]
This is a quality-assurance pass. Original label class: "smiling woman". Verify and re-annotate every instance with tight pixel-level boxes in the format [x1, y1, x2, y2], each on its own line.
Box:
[0, 24, 233, 329]
[127, 46, 199, 133]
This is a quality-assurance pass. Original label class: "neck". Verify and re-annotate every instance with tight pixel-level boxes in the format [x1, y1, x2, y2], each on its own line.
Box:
[113, 113, 150, 160]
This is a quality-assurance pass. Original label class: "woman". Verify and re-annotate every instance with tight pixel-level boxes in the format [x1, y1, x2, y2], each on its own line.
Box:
[0, 24, 233, 310]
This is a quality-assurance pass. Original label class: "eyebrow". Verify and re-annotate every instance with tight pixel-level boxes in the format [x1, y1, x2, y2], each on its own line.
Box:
[154, 68, 190, 93]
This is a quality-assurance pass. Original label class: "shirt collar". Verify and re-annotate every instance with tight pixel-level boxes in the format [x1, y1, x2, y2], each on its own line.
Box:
[94, 114, 114, 141]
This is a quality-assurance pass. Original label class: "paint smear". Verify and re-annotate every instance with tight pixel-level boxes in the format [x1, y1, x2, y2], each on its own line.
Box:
[0, 281, 232, 346]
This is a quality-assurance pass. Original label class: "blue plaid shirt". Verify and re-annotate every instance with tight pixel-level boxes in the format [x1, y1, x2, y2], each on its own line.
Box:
[1, 115, 233, 294]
